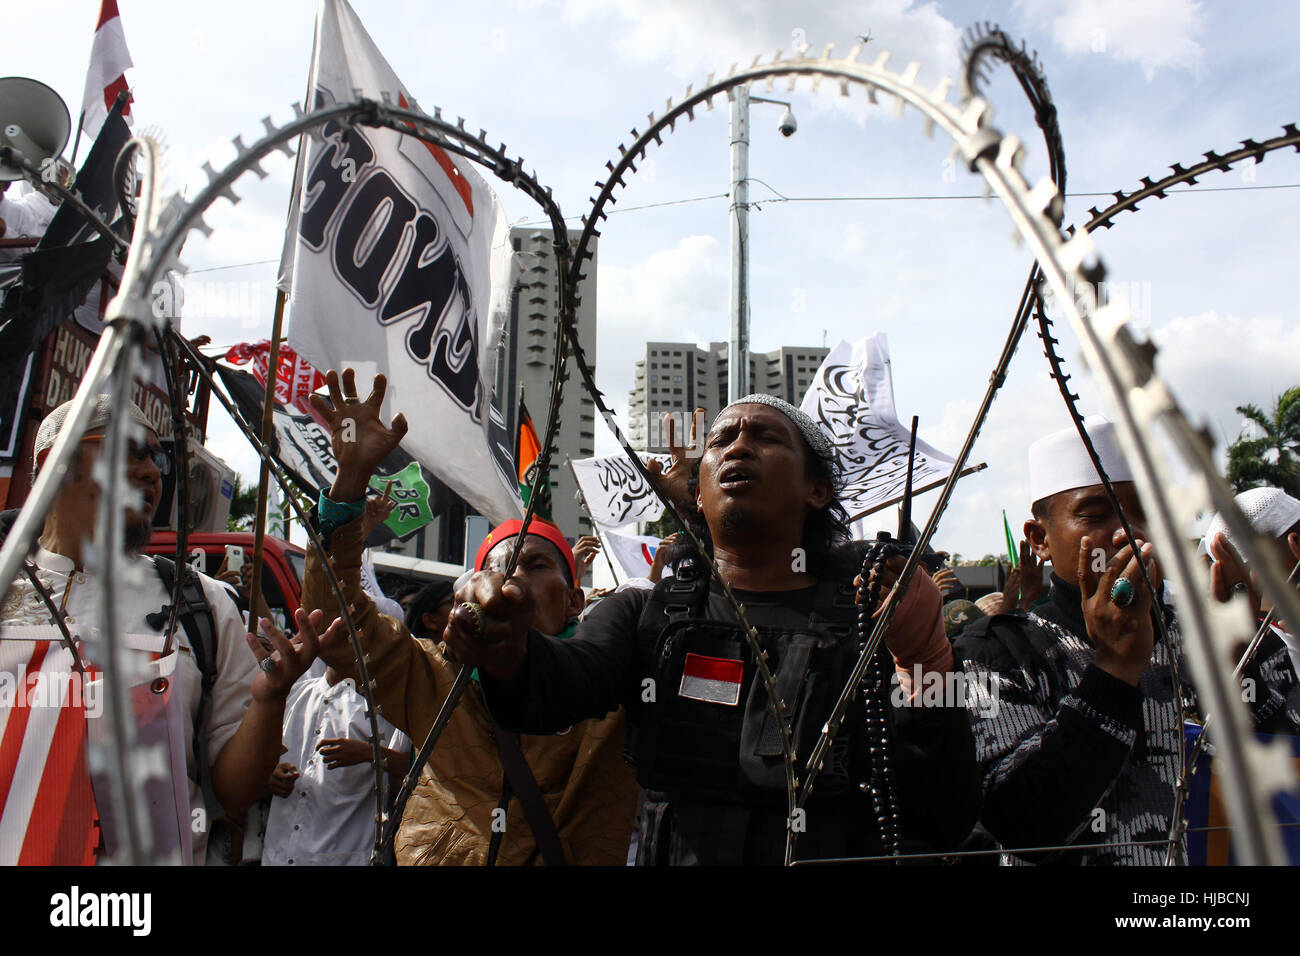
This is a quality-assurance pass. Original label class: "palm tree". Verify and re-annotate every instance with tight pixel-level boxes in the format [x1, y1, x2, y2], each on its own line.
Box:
[1227, 386, 1300, 498]
[227, 475, 259, 532]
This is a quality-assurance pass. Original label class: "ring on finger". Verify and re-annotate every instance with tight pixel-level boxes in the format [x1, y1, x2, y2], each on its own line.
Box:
[460, 601, 486, 635]
[259, 655, 278, 674]
[1110, 577, 1136, 608]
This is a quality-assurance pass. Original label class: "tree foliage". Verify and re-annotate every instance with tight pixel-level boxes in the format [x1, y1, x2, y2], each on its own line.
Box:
[641, 510, 683, 541]
[1226, 386, 1300, 498]
[227, 474, 259, 532]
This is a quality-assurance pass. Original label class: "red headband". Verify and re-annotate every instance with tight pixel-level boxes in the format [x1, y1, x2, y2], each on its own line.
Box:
[474, 519, 577, 582]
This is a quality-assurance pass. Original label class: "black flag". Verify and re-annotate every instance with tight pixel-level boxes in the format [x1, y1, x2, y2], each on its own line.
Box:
[0, 95, 132, 458]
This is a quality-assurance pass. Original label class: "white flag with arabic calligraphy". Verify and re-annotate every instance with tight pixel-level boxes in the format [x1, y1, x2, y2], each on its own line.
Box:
[800, 335, 957, 522]
[570, 453, 671, 530]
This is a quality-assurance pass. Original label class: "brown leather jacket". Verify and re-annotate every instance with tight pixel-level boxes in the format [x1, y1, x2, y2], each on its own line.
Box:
[301, 517, 638, 865]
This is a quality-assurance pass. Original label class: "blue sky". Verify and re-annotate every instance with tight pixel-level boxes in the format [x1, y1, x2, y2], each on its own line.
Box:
[9, 0, 1300, 561]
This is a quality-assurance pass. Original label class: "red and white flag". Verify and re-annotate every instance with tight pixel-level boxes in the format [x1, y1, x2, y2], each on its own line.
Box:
[80, 0, 134, 140]
[0, 634, 98, 866]
[225, 340, 329, 419]
[678, 653, 744, 707]
[603, 530, 665, 581]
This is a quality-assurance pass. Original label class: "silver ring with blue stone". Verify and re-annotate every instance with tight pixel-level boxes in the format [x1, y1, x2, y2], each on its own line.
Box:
[1110, 577, 1135, 607]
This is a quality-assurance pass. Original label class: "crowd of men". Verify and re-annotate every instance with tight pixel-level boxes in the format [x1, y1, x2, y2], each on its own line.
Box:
[2, 367, 1298, 866]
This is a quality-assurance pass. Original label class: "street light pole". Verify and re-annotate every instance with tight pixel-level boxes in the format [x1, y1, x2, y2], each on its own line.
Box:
[728, 86, 751, 403]
[728, 92, 796, 404]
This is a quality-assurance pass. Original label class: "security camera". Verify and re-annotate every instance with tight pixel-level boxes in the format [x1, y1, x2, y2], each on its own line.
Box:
[777, 108, 797, 137]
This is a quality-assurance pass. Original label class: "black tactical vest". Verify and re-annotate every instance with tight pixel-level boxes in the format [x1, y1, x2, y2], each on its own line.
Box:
[628, 564, 872, 805]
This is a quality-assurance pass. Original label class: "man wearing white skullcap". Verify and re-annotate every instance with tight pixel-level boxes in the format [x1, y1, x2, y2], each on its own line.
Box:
[955, 416, 1300, 865]
[2, 396, 320, 864]
[1202, 486, 1300, 676]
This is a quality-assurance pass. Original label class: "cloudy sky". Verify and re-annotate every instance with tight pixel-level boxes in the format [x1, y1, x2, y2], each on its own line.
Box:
[9, 0, 1300, 561]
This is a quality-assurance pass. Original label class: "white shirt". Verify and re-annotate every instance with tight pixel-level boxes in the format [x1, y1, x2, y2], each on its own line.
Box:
[0, 182, 55, 241]
[1, 546, 258, 862]
[360, 549, 404, 622]
[263, 673, 407, 866]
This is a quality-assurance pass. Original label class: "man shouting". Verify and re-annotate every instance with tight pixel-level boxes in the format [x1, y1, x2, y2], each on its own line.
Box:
[441, 391, 978, 864]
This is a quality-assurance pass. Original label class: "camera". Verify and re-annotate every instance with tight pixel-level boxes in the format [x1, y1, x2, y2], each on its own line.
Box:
[777, 108, 797, 137]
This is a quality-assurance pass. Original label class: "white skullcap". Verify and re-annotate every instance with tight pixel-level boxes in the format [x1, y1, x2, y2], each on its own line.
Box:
[1028, 415, 1134, 505]
[1200, 487, 1300, 558]
[724, 393, 835, 463]
[33, 395, 155, 476]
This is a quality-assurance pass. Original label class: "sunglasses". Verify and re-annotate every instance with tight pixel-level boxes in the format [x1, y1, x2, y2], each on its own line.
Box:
[80, 434, 172, 476]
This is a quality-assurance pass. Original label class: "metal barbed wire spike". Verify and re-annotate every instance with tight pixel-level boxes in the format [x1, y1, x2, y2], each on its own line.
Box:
[2, 98, 573, 865]
[1082, 123, 1300, 232]
[565, 45, 1018, 866]
[1036, 119, 1300, 860]
[559, 33, 1297, 867]
[978, 118, 1298, 865]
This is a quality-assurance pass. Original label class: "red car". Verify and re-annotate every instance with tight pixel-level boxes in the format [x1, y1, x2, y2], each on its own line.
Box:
[145, 531, 306, 627]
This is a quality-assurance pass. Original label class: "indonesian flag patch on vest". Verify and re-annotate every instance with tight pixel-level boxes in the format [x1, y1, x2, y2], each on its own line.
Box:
[678, 653, 744, 706]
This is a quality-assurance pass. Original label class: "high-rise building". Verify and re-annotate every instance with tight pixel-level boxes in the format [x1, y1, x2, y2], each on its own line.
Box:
[376, 226, 598, 568]
[629, 341, 828, 453]
[496, 227, 598, 540]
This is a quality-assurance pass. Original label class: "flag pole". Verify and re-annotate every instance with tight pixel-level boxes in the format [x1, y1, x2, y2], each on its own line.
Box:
[566, 457, 620, 586]
[247, 290, 288, 630]
[898, 416, 919, 543]
[249, 0, 318, 626]
[850, 462, 988, 522]
[69, 113, 84, 167]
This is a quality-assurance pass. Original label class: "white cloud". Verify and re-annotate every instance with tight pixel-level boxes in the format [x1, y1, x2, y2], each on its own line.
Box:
[1015, 0, 1206, 81]
[560, 0, 963, 95]
[837, 221, 868, 260]
[1152, 311, 1300, 456]
[594, 232, 725, 373]
[916, 309, 1300, 560]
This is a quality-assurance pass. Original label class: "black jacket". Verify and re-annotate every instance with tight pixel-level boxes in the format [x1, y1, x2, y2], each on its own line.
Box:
[484, 574, 980, 865]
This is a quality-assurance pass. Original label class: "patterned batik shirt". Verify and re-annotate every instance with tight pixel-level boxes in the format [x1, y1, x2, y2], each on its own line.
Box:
[955, 576, 1300, 865]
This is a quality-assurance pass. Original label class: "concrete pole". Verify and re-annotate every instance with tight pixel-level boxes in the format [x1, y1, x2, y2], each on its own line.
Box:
[728, 86, 750, 403]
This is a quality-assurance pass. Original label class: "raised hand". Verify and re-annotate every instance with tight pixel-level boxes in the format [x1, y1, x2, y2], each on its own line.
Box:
[246, 608, 324, 702]
[650, 532, 679, 583]
[1208, 531, 1261, 617]
[309, 368, 409, 502]
[361, 492, 396, 539]
[931, 567, 960, 596]
[572, 535, 602, 581]
[865, 555, 946, 667]
[1014, 539, 1046, 610]
[645, 407, 704, 512]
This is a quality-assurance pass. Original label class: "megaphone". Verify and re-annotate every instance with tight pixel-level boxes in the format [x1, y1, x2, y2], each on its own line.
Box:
[0, 76, 70, 182]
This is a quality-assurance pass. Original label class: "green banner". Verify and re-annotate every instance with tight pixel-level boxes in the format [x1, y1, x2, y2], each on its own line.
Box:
[370, 460, 434, 539]
[1003, 510, 1019, 569]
